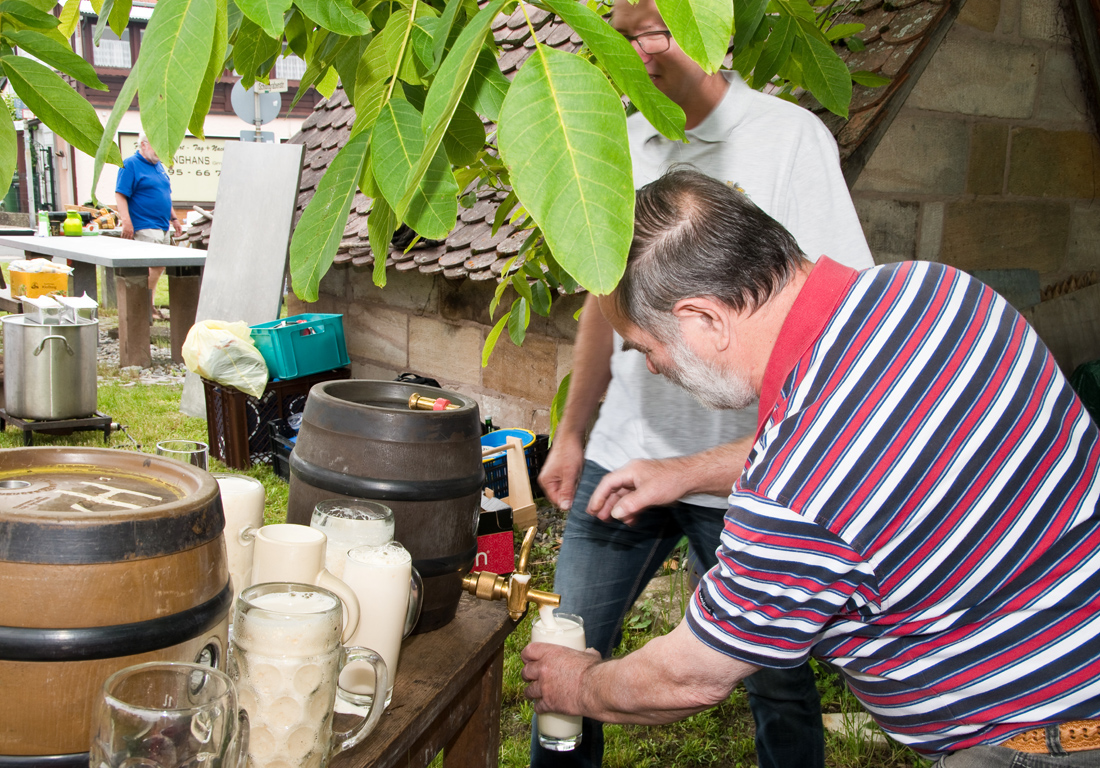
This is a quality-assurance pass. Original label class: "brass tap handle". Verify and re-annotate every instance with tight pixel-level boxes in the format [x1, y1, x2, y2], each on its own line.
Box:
[461, 526, 561, 620]
[408, 393, 460, 411]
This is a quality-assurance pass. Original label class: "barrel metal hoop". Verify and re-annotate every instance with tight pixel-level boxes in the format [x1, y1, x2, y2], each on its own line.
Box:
[0, 499, 225, 563]
[0, 752, 88, 768]
[413, 544, 479, 579]
[0, 583, 231, 662]
[289, 454, 485, 501]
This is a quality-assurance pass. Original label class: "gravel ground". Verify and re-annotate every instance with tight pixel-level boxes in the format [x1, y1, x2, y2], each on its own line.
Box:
[96, 313, 189, 386]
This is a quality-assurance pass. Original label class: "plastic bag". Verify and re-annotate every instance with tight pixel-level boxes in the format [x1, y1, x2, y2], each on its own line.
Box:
[182, 320, 269, 398]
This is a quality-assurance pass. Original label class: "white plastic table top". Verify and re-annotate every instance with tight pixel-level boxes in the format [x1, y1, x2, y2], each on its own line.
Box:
[0, 235, 206, 269]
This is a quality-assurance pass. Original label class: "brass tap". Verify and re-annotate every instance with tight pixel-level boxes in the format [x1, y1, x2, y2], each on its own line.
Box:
[462, 527, 560, 621]
[408, 393, 460, 411]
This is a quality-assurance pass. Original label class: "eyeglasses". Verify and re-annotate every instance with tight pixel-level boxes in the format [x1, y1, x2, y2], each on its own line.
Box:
[622, 30, 672, 55]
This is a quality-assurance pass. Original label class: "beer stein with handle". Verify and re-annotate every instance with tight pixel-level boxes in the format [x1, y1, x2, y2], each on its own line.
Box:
[251, 523, 360, 642]
[90, 661, 249, 768]
[228, 583, 387, 768]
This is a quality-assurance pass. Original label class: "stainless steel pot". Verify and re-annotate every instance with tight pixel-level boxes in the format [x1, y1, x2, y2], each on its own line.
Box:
[3, 314, 98, 419]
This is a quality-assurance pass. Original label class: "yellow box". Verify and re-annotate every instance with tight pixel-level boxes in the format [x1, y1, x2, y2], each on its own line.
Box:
[9, 270, 69, 298]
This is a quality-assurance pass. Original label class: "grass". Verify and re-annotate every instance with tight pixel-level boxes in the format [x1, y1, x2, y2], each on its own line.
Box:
[0, 297, 931, 766]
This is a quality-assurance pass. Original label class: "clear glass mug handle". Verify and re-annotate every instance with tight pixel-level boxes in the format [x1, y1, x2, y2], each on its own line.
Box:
[232, 708, 250, 768]
[318, 569, 361, 643]
[403, 566, 423, 638]
[332, 647, 389, 755]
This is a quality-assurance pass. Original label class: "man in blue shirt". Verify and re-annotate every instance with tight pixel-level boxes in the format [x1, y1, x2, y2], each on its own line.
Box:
[115, 134, 182, 319]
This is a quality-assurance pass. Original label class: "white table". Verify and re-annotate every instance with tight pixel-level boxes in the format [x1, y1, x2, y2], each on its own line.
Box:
[0, 235, 206, 368]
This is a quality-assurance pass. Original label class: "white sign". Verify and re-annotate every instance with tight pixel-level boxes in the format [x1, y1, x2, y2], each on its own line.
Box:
[255, 78, 288, 93]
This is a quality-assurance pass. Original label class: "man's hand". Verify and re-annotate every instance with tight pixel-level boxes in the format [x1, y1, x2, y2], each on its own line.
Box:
[587, 438, 756, 525]
[522, 642, 602, 716]
[587, 457, 693, 524]
[120, 218, 134, 239]
[171, 218, 183, 237]
[538, 433, 586, 510]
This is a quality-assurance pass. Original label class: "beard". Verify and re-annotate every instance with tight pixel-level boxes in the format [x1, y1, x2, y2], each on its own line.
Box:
[660, 334, 757, 411]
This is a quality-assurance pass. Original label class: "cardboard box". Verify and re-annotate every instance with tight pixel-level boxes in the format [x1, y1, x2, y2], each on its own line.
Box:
[473, 495, 514, 575]
[9, 270, 69, 298]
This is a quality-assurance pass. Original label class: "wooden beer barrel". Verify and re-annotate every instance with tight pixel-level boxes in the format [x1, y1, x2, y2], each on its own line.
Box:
[0, 447, 230, 765]
[286, 380, 484, 633]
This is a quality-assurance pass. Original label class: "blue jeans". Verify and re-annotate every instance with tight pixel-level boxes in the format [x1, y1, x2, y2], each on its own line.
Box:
[531, 461, 824, 768]
[935, 744, 1100, 767]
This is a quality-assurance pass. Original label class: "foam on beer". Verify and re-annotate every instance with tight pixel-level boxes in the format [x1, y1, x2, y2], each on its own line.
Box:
[233, 590, 342, 768]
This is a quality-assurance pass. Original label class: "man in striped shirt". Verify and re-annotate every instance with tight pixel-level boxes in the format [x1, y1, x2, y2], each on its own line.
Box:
[521, 169, 1100, 765]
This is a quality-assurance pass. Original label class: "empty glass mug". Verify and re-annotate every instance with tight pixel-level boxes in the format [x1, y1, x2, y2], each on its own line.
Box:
[155, 440, 209, 470]
[310, 499, 395, 579]
[90, 661, 249, 768]
[227, 582, 387, 768]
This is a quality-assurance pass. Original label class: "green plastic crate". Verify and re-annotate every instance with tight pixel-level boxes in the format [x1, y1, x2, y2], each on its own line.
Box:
[250, 313, 350, 380]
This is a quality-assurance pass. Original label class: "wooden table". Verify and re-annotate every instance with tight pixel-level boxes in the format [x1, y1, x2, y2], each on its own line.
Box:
[0, 235, 206, 368]
[333, 595, 516, 768]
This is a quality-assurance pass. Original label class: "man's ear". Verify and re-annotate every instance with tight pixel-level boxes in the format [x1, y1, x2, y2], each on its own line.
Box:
[671, 297, 730, 351]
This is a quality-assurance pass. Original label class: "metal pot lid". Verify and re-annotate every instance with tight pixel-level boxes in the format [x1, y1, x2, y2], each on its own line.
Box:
[0, 447, 223, 563]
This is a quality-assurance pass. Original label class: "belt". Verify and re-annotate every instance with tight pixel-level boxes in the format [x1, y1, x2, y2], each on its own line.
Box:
[1002, 720, 1100, 754]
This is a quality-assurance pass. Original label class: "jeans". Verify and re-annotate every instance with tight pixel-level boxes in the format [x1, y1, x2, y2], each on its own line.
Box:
[936, 744, 1100, 767]
[530, 461, 824, 768]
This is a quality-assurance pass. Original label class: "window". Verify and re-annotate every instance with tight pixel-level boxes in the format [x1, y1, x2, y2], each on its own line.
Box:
[275, 54, 306, 81]
[92, 27, 131, 68]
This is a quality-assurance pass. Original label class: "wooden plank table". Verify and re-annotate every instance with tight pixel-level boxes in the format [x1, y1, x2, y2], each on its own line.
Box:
[0, 235, 206, 368]
[332, 594, 516, 768]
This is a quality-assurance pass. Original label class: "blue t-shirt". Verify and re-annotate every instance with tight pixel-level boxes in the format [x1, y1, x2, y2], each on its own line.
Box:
[115, 152, 173, 231]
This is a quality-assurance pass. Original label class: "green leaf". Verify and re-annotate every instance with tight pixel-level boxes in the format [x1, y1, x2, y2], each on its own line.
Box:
[284, 9, 308, 56]
[732, 0, 767, 52]
[381, 9, 423, 86]
[531, 279, 551, 317]
[752, 14, 794, 89]
[295, 0, 369, 37]
[2, 29, 106, 89]
[498, 47, 631, 295]
[232, 15, 280, 88]
[188, 0, 228, 138]
[482, 312, 508, 366]
[0, 1, 59, 29]
[411, 15, 436, 70]
[350, 75, 389, 136]
[108, 0, 130, 37]
[511, 271, 533, 304]
[290, 31, 346, 108]
[851, 70, 890, 87]
[290, 130, 370, 302]
[460, 46, 509, 122]
[235, 0, 289, 39]
[58, 0, 80, 37]
[371, 97, 458, 239]
[792, 18, 851, 118]
[92, 0, 114, 44]
[845, 36, 865, 53]
[92, 61, 139, 204]
[415, 0, 508, 218]
[316, 64, 339, 97]
[430, 0, 463, 73]
[138, 0, 217, 163]
[442, 101, 484, 167]
[543, 0, 685, 142]
[0, 108, 16, 201]
[365, 170, 398, 288]
[492, 189, 517, 235]
[1, 55, 120, 161]
[507, 297, 529, 346]
[332, 34, 369, 97]
[549, 371, 570, 438]
[352, 32, 392, 110]
[654, 0, 731, 73]
[825, 22, 865, 41]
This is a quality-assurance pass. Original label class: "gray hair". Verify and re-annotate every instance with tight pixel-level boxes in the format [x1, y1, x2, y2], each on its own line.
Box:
[612, 168, 805, 340]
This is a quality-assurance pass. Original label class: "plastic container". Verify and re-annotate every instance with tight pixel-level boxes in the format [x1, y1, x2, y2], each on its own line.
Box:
[201, 367, 350, 469]
[482, 428, 541, 498]
[250, 313, 350, 381]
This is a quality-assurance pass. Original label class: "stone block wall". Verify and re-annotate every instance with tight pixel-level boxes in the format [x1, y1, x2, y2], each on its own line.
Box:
[287, 264, 584, 433]
[853, 0, 1100, 290]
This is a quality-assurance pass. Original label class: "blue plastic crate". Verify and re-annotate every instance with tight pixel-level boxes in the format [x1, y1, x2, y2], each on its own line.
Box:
[250, 313, 350, 380]
[482, 428, 536, 498]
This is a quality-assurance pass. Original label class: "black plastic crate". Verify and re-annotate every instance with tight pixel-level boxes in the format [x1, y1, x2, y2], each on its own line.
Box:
[202, 367, 350, 469]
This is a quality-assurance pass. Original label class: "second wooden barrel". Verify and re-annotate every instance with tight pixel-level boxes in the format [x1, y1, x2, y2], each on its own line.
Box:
[0, 447, 231, 765]
[286, 380, 484, 633]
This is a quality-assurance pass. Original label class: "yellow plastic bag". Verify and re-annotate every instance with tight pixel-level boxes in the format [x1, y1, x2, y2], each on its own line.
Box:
[182, 320, 269, 398]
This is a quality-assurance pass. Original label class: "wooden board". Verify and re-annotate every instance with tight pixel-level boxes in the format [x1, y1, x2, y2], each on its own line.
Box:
[179, 142, 304, 417]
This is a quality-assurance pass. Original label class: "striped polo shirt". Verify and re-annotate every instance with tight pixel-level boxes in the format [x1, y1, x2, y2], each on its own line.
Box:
[686, 258, 1100, 757]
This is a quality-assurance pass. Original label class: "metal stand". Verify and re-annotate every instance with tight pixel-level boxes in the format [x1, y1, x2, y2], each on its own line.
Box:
[0, 409, 113, 446]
